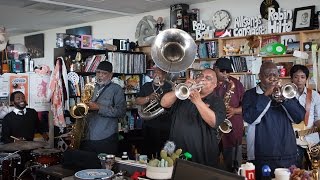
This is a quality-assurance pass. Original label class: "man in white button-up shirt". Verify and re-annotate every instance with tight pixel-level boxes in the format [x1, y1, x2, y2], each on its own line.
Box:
[290, 64, 320, 169]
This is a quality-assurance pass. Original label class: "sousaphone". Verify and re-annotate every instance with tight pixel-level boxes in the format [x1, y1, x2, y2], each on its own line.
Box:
[138, 29, 197, 120]
[151, 28, 197, 73]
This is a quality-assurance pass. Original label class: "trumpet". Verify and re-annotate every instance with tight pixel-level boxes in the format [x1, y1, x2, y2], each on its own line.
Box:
[272, 82, 298, 102]
[175, 83, 204, 100]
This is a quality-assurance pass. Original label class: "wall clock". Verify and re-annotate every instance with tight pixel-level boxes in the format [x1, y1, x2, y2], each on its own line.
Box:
[260, 0, 280, 20]
[213, 10, 231, 30]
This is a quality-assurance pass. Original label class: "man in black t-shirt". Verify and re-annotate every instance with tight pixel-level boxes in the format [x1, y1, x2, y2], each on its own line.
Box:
[161, 68, 226, 168]
[136, 67, 172, 157]
[1, 91, 48, 143]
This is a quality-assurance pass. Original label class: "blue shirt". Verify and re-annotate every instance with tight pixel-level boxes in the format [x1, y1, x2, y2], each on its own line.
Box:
[86, 82, 126, 140]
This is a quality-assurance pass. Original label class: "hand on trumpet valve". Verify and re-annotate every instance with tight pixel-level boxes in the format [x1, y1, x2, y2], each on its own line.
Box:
[189, 90, 201, 103]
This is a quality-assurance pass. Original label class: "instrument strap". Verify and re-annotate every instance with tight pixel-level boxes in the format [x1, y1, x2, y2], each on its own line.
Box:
[94, 82, 111, 102]
[294, 88, 313, 137]
[304, 88, 312, 126]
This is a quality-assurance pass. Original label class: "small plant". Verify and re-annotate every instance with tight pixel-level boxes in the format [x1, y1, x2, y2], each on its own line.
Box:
[148, 141, 182, 167]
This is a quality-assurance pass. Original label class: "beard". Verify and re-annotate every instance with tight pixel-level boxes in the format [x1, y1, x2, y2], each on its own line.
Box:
[97, 79, 110, 85]
[15, 101, 27, 110]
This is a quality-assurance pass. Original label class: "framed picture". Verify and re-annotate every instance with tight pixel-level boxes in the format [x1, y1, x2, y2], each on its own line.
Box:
[293, 6, 315, 31]
[24, 33, 44, 58]
[66, 26, 92, 35]
[81, 35, 92, 49]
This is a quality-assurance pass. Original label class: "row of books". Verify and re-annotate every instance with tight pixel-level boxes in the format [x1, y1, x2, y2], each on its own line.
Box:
[196, 41, 218, 59]
[107, 52, 146, 74]
[230, 56, 248, 73]
[84, 54, 106, 72]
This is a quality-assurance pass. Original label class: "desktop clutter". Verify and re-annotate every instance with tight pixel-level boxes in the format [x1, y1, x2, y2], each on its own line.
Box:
[95, 141, 190, 180]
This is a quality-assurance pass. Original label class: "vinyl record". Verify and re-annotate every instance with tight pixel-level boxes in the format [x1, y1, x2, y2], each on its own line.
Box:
[260, 0, 280, 20]
[272, 43, 286, 55]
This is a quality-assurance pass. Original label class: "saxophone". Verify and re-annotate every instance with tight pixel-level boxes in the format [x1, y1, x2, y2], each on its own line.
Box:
[217, 78, 234, 140]
[69, 83, 95, 149]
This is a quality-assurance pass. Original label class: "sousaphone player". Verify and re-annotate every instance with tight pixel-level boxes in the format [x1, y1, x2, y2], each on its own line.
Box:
[135, 67, 172, 157]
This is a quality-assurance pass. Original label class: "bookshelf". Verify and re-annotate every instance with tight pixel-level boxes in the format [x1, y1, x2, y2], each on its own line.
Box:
[54, 48, 147, 133]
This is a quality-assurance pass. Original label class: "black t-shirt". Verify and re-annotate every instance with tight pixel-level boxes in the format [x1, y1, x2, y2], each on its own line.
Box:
[137, 81, 172, 129]
[1, 108, 42, 143]
[169, 93, 226, 167]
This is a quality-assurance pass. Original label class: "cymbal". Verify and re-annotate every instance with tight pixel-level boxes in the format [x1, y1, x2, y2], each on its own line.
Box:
[0, 141, 48, 151]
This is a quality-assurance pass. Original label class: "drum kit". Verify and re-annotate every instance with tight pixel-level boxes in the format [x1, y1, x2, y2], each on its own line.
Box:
[0, 141, 61, 180]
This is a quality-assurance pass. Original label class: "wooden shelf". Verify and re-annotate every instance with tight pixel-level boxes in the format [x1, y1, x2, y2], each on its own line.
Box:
[195, 38, 219, 42]
[260, 54, 294, 58]
[230, 72, 252, 75]
[195, 58, 218, 61]
[279, 76, 291, 79]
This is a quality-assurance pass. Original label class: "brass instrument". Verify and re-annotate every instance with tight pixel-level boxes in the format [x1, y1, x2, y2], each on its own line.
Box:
[218, 78, 234, 140]
[138, 28, 197, 119]
[307, 144, 320, 179]
[174, 83, 204, 100]
[69, 83, 94, 149]
[138, 77, 165, 120]
[151, 28, 197, 73]
[70, 83, 94, 118]
[272, 82, 298, 102]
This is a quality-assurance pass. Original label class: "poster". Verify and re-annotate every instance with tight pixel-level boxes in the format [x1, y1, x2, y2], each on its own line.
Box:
[0, 74, 10, 106]
[9, 74, 29, 105]
[29, 73, 50, 111]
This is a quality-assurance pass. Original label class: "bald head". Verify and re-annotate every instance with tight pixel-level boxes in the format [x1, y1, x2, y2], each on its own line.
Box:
[259, 61, 279, 91]
[259, 61, 277, 75]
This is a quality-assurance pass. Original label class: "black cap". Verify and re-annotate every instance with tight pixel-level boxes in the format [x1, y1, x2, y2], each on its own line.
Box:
[215, 57, 233, 72]
[96, 61, 113, 73]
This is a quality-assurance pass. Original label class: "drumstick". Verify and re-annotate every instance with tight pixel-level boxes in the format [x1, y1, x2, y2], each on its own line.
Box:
[10, 136, 20, 141]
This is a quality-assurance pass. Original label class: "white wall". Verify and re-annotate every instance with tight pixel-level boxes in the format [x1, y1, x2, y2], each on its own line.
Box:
[9, 0, 320, 70]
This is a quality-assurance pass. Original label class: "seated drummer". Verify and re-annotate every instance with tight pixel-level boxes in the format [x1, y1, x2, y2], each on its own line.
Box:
[1, 91, 48, 144]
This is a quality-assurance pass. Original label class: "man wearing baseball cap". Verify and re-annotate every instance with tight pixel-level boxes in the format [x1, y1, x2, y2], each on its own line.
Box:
[214, 57, 245, 172]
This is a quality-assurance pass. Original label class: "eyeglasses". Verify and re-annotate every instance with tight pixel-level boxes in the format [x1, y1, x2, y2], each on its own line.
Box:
[195, 74, 214, 81]
[219, 69, 232, 73]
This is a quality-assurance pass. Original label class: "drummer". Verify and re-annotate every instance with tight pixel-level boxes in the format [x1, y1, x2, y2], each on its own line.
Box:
[1, 91, 49, 144]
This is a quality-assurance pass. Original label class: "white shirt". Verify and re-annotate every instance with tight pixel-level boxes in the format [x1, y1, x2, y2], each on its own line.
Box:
[13, 108, 26, 116]
[295, 87, 320, 146]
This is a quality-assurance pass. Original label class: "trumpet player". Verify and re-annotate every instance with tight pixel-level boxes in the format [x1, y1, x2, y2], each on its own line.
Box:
[242, 61, 305, 178]
[135, 67, 172, 157]
[290, 65, 320, 169]
[161, 68, 226, 168]
[213, 57, 245, 172]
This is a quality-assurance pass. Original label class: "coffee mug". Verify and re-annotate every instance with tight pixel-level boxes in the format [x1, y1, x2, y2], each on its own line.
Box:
[238, 162, 255, 180]
[274, 168, 290, 180]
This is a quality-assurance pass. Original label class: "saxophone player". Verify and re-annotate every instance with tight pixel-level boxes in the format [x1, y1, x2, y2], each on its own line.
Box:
[82, 61, 126, 153]
[135, 67, 172, 158]
[63, 61, 126, 169]
[214, 57, 245, 172]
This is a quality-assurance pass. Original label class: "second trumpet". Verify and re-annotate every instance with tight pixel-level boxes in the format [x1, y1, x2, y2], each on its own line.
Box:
[175, 83, 204, 100]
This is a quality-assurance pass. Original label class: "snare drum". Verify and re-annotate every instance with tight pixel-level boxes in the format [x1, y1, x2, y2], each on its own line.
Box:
[74, 169, 114, 180]
[0, 153, 22, 180]
[31, 148, 61, 167]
